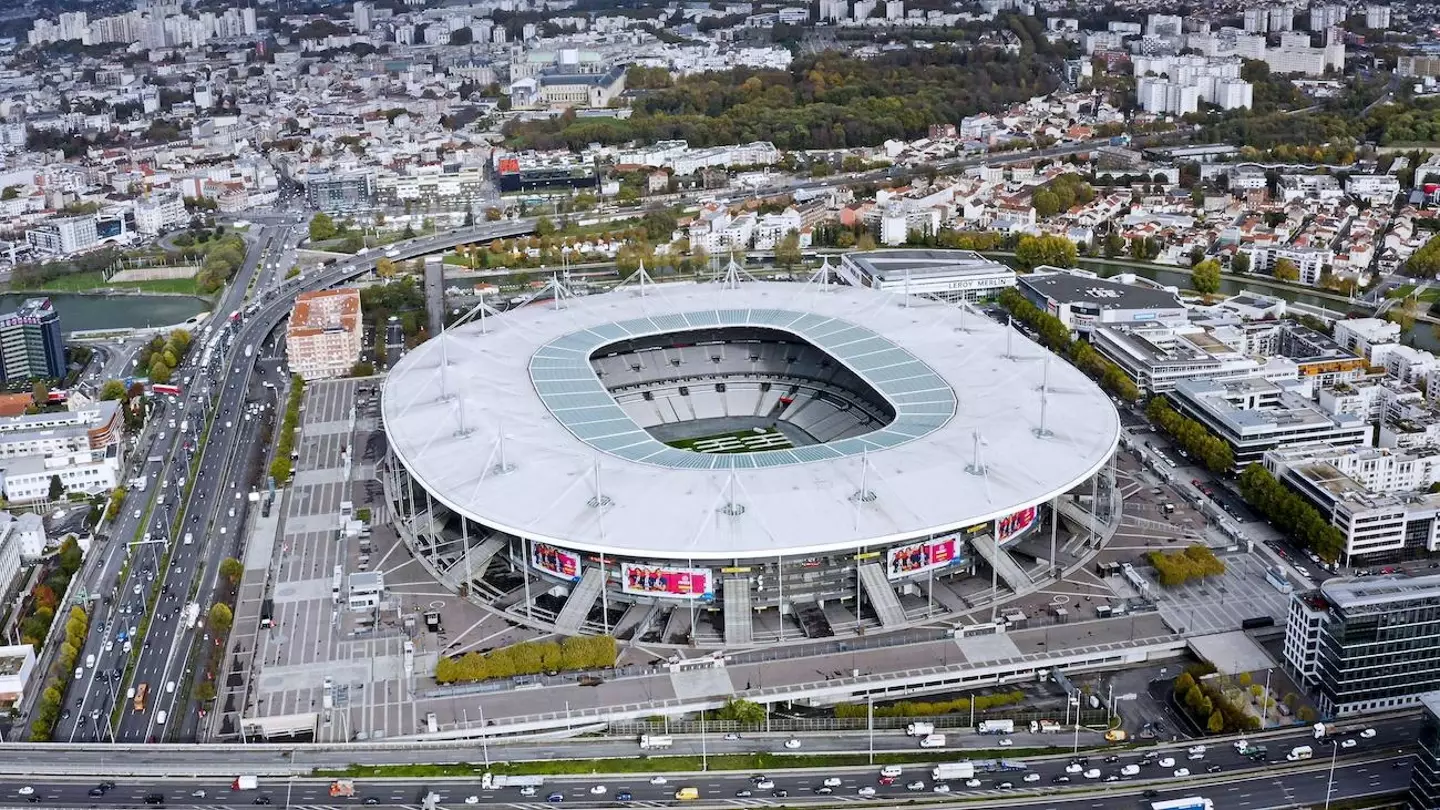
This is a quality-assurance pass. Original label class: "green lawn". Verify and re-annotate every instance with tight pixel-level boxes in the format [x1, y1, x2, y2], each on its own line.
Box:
[1387, 284, 1418, 299]
[29, 270, 200, 295]
[666, 427, 793, 454]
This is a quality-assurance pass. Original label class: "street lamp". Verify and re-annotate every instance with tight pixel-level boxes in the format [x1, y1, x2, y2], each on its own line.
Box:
[1324, 739, 1339, 810]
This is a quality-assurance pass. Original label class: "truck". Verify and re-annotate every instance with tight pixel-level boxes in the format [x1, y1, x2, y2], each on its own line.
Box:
[480, 774, 545, 790]
[977, 719, 1014, 735]
[1286, 746, 1314, 761]
[639, 734, 674, 750]
[930, 762, 976, 782]
[131, 475, 148, 492]
[905, 722, 935, 737]
[245, 344, 254, 358]
[329, 781, 355, 798]
[1313, 722, 1336, 739]
[1104, 729, 1129, 742]
[1035, 720, 1064, 734]
[182, 602, 200, 629]
[232, 776, 259, 791]
[1149, 799, 1214, 810]
[918, 734, 946, 748]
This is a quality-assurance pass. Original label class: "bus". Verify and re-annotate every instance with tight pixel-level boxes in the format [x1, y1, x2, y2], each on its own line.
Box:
[152, 383, 182, 397]
[133, 682, 149, 712]
[1151, 799, 1214, 810]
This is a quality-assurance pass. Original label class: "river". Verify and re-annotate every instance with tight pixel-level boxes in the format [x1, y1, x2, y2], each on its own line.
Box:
[0, 293, 212, 333]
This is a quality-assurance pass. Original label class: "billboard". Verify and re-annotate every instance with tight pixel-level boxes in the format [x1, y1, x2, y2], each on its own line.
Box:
[886, 536, 963, 580]
[532, 542, 581, 581]
[996, 505, 1039, 545]
[621, 564, 714, 600]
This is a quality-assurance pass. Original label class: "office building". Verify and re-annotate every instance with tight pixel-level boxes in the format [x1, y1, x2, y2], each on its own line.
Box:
[1366, 4, 1391, 29]
[1334, 317, 1402, 362]
[0, 645, 36, 707]
[304, 170, 375, 214]
[24, 215, 98, 256]
[1168, 377, 1371, 470]
[1015, 269, 1187, 335]
[0, 298, 64, 383]
[1409, 691, 1440, 810]
[286, 289, 363, 381]
[0, 399, 125, 503]
[1091, 323, 1298, 394]
[133, 192, 186, 236]
[1285, 575, 1440, 717]
[837, 249, 1016, 302]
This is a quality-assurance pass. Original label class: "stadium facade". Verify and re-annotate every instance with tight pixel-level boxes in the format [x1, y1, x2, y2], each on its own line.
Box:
[379, 278, 1120, 645]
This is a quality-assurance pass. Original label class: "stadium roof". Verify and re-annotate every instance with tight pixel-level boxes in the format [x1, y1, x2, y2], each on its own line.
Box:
[382, 280, 1119, 560]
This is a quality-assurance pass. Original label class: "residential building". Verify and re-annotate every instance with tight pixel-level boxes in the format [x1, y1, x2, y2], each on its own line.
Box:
[25, 215, 98, 256]
[0, 645, 36, 707]
[1243, 243, 1334, 286]
[286, 289, 363, 381]
[1334, 318, 1402, 363]
[1347, 174, 1401, 205]
[133, 192, 186, 236]
[836, 249, 1016, 302]
[1317, 378, 1422, 424]
[1285, 575, 1440, 717]
[0, 515, 23, 611]
[305, 170, 375, 214]
[1015, 269, 1187, 335]
[1365, 4, 1391, 29]
[0, 399, 125, 504]
[1167, 376, 1371, 470]
[0, 298, 64, 383]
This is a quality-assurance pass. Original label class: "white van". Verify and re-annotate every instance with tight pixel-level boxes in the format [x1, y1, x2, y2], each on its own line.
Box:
[880, 766, 904, 778]
[183, 533, 193, 545]
[919, 734, 946, 749]
[165, 681, 175, 694]
[85, 653, 95, 668]
[156, 710, 167, 725]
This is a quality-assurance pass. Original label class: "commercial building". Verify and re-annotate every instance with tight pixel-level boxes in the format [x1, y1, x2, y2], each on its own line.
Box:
[1410, 691, 1440, 810]
[0, 298, 64, 382]
[0, 399, 125, 503]
[0, 645, 36, 707]
[286, 288, 363, 381]
[1334, 318, 1402, 364]
[1015, 269, 1186, 335]
[24, 215, 98, 256]
[304, 170, 375, 214]
[1168, 377, 1371, 470]
[1284, 575, 1440, 717]
[836, 249, 1016, 302]
[133, 192, 186, 236]
[1091, 323, 1297, 395]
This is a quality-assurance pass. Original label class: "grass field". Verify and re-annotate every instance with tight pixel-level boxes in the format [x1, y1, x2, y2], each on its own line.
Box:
[666, 427, 793, 454]
[29, 270, 201, 295]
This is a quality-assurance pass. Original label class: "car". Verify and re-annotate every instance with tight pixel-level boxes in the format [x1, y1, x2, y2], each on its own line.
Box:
[1082, 769, 1101, 779]
[723, 733, 740, 741]
[905, 781, 925, 791]
[1064, 764, 1082, 774]
[1361, 728, 1377, 738]
[465, 798, 480, 805]
[1103, 756, 1120, 764]
[519, 787, 538, 797]
[18, 787, 33, 796]
[1188, 753, 1205, 760]
[1206, 765, 1223, 774]
[772, 790, 788, 799]
[932, 784, 951, 794]
[89, 788, 105, 797]
[546, 793, 564, 803]
[1341, 738, 1358, 748]
[857, 786, 876, 797]
[997, 738, 1013, 746]
[734, 790, 752, 798]
[877, 776, 896, 786]
[1173, 769, 1190, 778]
[964, 779, 982, 788]
[134, 510, 142, 519]
[144, 796, 165, 806]
[364, 799, 380, 806]
[253, 799, 272, 806]
[784, 738, 802, 749]
[1105, 775, 1122, 782]
[1052, 776, 1071, 784]
[997, 782, 1013, 789]
[1022, 774, 1040, 783]
[649, 777, 668, 786]
[589, 786, 607, 795]
[616, 792, 632, 802]
[823, 778, 842, 787]
[755, 780, 775, 791]
[1142, 790, 1160, 799]
[1159, 758, 1176, 768]
[814, 787, 834, 795]
[191, 791, 206, 798]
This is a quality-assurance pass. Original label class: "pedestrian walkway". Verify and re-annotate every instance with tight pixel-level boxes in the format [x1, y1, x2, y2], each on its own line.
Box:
[856, 563, 906, 628]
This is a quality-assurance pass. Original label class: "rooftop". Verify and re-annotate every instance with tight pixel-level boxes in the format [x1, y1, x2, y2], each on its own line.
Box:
[1321, 574, 1440, 611]
[842, 249, 1011, 283]
[1019, 269, 1184, 312]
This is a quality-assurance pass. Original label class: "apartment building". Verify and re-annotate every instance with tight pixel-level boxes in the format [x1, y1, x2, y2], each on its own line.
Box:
[0, 399, 125, 503]
[0, 298, 65, 383]
[24, 215, 98, 256]
[286, 288, 363, 381]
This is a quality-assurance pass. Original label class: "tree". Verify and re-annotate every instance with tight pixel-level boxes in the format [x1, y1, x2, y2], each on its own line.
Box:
[99, 380, 126, 401]
[47, 475, 63, 503]
[1207, 710, 1225, 733]
[195, 682, 217, 703]
[351, 360, 376, 377]
[1231, 252, 1251, 274]
[775, 231, 802, 272]
[1014, 234, 1077, 270]
[1191, 259, 1222, 295]
[219, 557, 244, 587]
[535, 216, 556, 237]
[31, 381, 48, 409]
[1273, 258, 1300, 282]
[856, 232, 877, 252]
[1174, 671, 1197, 696]
[375, 258, 397, 278]
[208, 602, 234, 634]
[308, 212, 337, 242]
[1103, 231, 1125, 258]
[715, 698, 766, 724]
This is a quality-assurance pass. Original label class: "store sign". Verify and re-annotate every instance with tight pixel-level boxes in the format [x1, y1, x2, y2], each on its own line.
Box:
[886, 536, 962, 580]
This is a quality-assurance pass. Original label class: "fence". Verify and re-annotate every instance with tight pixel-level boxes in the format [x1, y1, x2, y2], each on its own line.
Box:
[605, 709, 1112, 735]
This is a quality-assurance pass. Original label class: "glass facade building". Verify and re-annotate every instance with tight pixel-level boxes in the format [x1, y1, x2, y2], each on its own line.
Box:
[1408, 692, 1440, 810]
[1285, 575, 1440, 717]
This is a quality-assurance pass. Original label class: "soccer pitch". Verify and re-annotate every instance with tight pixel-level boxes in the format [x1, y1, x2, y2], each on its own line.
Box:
[666, 427, 794, 454]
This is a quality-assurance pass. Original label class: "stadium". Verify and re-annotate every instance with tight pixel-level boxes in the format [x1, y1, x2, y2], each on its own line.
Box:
[378, 274, 1121, 646]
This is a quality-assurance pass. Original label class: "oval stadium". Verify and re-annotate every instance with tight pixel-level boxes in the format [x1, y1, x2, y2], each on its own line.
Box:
[379, 274, 1120, 645]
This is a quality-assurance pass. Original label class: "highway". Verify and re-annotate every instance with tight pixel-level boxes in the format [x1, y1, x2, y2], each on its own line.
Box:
[0, 748, 1412, 807]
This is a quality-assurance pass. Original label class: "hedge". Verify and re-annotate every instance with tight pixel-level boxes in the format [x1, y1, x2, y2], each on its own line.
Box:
[268, 375, 306, 484]
[434, 635, 616, 684]
[1146, 543, 1226, 587]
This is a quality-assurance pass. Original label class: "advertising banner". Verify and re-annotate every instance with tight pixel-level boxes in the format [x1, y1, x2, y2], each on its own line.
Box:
[621, 564, 714, 600]
[995, 505, 1039, 545]
[886, 536, 963, 580]
[532, 542, 581, 581]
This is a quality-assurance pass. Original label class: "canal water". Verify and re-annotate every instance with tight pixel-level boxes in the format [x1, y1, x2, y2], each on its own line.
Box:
[0, 293, 211, 332]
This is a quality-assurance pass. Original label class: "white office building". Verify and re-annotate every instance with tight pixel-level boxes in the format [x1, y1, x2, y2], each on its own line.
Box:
[1334, 317, 1402, 362]
[1168, 377, 1371, 470]
[837, 249, 1015, 302]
